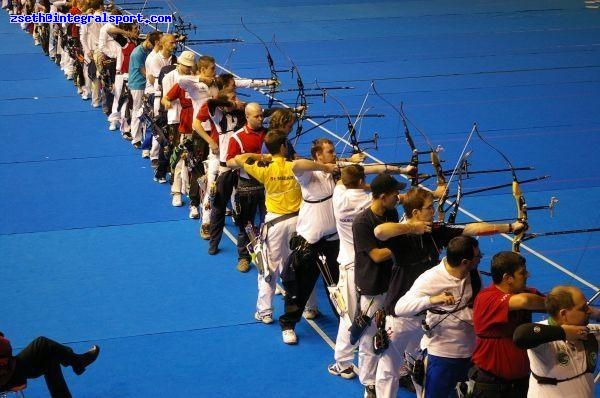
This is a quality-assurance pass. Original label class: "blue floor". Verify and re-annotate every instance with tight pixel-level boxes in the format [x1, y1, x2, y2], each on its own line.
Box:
[1, 0, 599, 396]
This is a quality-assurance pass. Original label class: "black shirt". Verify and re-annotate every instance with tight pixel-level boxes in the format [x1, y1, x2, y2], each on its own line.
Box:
[353, 207, 399, 296]
[384, 223, 465, 315]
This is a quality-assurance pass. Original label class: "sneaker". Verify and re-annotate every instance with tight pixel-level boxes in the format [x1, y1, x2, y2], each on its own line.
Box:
[132, 141, 141, 149]
[81, 92, 89, 101]
[236, 258, 250, 273]
[282, 329, 297, 345]
[303, 308, 322, 320]
[172, 193, 183, 207]
[254, 312, 274, 325]
[364, 385, 376, 398]
[77, 87, 83, 95]
[154, 176, 167, 184]
[92, 101, 101, 108]
[208, 246, 219, 255]
[121, 132, 133, 141]
[200, 224, 210, 240]
[109, 122, 117, 131]
[141, 149, 150, 158]
[189, 205, 199, 219]
[328, 363, 356, 380]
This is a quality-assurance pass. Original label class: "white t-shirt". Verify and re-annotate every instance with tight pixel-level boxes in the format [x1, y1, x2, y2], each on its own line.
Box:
[395, 260, 475, 358]
[295, 169, 336, 244]
[332, 184, 372, 266]
[527, 320, 599, 398]
[98, 23, 118, 58]
[146, 52, 172, 94]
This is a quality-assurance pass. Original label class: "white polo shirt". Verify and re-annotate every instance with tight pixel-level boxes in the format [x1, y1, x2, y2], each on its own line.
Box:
[295, 169, 336, 244]
[332, 184, 372, 266]
[527, 320, 599, 398]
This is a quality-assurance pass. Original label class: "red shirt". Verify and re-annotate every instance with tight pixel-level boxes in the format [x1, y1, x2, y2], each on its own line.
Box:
[166, 83, 193, 134]
[196, 102, 219, 141]
[226, 125, 266, 160]
[472, 284, 535, 380]
[68, 7, 81, 37]
[121, 41, 136, 73]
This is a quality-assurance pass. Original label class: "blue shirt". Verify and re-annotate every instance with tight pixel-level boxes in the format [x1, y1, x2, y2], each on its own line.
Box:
[128, 45, 151, 90]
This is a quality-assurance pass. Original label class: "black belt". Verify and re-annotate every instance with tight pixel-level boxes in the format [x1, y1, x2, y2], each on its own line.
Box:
[265, 212, 299, 229]
[302, 194, 332, 204]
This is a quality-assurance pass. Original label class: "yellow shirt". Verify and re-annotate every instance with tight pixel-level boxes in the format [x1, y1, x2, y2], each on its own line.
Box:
[243, 156, 301, 214]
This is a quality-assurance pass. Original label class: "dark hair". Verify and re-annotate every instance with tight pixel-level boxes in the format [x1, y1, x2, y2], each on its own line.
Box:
[402, 187, 433, 219]
[147, 31, 162, 46]
[490, 251, 526, 284]
[217, 73, 235, 90]
[310, 138, 333, 160]
[545, 286, 575, 317]
[341, 164, 365, 189]
[446, 236, 479, 268]
[264, 130, 288, 155]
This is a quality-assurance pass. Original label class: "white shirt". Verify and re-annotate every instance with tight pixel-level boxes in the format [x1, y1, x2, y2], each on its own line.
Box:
[295, 169, 336, 244]
[161, 68, 182, 124]
[178, 75, 213, 119]
[395, 260, 475, 358]
[527, 320, 599, 398]
[98, 23, 117, 56]
[332, 184, 372, 265]
[145, 51, 171, 94]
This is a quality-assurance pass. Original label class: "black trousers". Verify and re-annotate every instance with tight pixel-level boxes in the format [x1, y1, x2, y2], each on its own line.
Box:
[234, 188, 266, 261]
[469, 366, 528, 398]
[155, 124, 179, 180]
[2, 337, 76, 398]
[279, 238, 340, 330]
[209, 170, 238, 251]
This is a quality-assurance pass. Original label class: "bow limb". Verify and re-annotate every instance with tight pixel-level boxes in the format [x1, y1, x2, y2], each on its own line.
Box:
[474, 123, 527, 252]
[240, 17, 279, 108]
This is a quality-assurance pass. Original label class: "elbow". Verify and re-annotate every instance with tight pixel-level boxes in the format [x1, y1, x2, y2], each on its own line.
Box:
[373, 225, 388, 241]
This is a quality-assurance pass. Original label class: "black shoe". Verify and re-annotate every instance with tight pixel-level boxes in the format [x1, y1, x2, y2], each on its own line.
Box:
[208, 246, 219, 255]
[72, 345, 100, 375]
[399, 374, 416, 393]
[132, 141, 141, 149]
[364, 385, 376, 398]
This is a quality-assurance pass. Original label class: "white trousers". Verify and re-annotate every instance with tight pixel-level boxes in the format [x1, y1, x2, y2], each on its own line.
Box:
[201, 154, 220, 225]
[375, 316, 422, 398]
[256, 214, 298, 317]
[333, 264, 357, 369]
[358, 293, 386, 386]
[129, 89, 144, 144]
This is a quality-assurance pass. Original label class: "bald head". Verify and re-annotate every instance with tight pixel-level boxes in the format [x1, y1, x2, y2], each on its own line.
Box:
[245, 103, 264, 130]
[546, 285, 590, 326]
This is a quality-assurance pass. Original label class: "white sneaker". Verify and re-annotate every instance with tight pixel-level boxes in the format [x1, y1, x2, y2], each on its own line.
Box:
[109, 122, 117, 131]
[141, 149, 150, 158]
[188, 205, 199, 219]
[172, 194, 183, 207]
[254, 312, 274, 324]
[282, 329, 297, 345]
[81, 92, 89, 101]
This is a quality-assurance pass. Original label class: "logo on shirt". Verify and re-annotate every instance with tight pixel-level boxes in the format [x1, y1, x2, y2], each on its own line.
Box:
[556, 350, 570, 366]
[533, 325, 541, 333]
